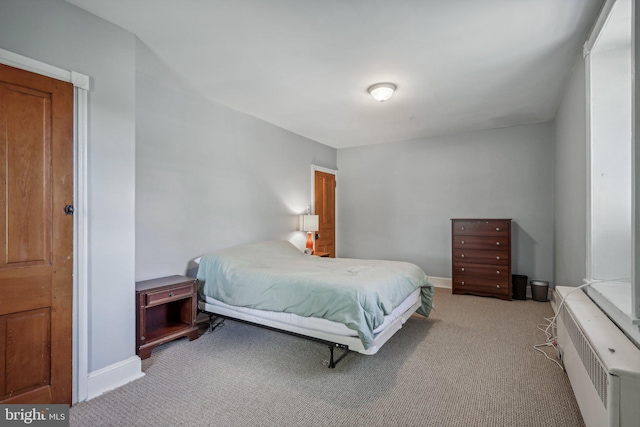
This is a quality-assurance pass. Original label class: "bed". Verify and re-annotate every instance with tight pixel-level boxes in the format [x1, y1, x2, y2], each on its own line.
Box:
[195, 240, 434, 367]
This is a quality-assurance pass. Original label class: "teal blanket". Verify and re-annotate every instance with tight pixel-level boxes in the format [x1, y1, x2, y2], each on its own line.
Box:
[196, 240, 434, 349]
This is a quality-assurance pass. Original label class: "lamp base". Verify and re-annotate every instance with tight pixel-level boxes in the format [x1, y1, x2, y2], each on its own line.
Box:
[306, 232, 314, 255]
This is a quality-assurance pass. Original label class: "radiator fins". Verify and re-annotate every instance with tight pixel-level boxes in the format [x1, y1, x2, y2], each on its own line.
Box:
[564, 307, 609, 409]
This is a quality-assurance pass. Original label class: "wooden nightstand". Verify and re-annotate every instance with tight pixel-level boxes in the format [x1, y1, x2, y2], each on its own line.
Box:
[135, 275, 199, 359]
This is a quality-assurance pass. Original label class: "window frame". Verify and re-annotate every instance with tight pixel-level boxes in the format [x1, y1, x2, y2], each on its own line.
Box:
[583, 0, 640, 346]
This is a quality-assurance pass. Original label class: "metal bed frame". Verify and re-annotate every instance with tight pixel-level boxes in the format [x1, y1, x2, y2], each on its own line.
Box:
[197, 293, 422, 369]
[199, 309, 350, 368]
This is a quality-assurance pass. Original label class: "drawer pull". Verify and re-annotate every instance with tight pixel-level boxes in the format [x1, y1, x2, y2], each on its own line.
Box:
[461, 281, 465, 285]
[496, 242, 500, 246]
[496, 227, 500, 231]
[169, 292, 175, 297]
[461, 254, 465, 258]
[461, 267, 465, 272]
[461, 240, 465, 245]
[496, 256, 501, 260]
[496, 285, 500, 288]
[496, 271, 500, 275]
[461, 226, 465, 230]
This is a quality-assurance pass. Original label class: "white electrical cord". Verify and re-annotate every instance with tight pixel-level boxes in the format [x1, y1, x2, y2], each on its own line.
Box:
[533, 277, 631, 370]
[534, 315, 565, 369]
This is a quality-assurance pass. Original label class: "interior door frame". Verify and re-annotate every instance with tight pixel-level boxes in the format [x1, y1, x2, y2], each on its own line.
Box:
[0, 48, 90, 404]
[310, 165, 338, 256]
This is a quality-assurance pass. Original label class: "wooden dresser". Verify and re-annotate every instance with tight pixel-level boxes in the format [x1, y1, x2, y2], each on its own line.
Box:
[451, 219, 512, 301]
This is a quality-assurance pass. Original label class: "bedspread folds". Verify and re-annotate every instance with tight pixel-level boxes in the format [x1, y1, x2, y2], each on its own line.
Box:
[196, 240, 434, 349]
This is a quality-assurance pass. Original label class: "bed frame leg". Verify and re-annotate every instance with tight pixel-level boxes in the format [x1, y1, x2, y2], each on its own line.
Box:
[208, 314, 214, 332]
[201, 312, 224, 333]
[328, 346, 336, 368]
[327, 344, 349, 369]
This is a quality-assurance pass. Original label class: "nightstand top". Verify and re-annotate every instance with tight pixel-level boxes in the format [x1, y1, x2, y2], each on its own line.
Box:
[135, 275, 195, 292]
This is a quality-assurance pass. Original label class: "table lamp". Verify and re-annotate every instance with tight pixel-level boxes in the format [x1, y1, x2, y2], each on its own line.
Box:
[299, 214, 319, 254]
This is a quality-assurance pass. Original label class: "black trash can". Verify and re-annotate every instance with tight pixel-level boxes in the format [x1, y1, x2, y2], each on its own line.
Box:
[531, 280, 549, 302]
[512, 274, 528, 300]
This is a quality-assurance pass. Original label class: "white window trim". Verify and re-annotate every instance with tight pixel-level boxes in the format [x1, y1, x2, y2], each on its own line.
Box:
[583, 0, 640, 346]
[0, 48, 90, 403]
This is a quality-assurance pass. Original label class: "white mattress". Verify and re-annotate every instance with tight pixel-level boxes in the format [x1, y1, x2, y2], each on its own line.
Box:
[202, 288, 421, 338]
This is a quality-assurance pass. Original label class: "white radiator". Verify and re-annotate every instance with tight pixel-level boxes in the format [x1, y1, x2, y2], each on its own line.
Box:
[553, 286, 640, 427]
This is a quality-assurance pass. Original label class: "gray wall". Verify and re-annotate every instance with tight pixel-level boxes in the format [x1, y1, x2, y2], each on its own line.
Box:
[337, 123, 555, 283]
[0, 0, 136, 372]
[135, 47, 337, 281]
[553, 55, 588, 287]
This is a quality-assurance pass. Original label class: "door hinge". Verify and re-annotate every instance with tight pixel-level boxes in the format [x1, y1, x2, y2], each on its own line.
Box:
[64, 205, 74, 215]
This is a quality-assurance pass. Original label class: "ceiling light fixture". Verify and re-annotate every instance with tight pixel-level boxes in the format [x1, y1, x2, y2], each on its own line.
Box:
[368, 82, 396, 102]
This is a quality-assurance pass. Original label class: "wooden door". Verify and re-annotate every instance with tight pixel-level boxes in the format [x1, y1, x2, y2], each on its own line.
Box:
[0, 64, 74, 404]
[314, 170, 336, 257]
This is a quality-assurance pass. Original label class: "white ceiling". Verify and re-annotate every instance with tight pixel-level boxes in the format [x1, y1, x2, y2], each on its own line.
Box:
[66, 0, 603, 149]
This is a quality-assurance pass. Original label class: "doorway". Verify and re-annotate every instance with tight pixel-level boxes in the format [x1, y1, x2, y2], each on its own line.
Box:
[312, 167, 337, 257]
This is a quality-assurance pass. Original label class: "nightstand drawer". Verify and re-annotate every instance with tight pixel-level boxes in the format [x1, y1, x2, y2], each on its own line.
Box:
[146, 284, 193, 306]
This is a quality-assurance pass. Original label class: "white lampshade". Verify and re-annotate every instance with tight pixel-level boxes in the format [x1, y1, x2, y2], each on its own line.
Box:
[299, 214, 319, 232]
[368, 82, 396, 102]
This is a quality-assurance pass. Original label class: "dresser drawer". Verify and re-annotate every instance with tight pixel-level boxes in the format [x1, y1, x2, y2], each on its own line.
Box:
[454, 263, 509, 278]
[452, 249, 509, 265]
[452, 235, 509, 250]
[452, 220, 510, 236]
[453, 276, 510, 296]
[145, 283, 193, 306]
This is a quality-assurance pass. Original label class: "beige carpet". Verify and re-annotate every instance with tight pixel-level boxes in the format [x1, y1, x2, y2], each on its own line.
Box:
[70, 287, 584, 426]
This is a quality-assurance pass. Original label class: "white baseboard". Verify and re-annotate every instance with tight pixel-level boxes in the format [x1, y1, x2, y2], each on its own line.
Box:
[430, 276, 452, 289]
[86, 356, 145, 400]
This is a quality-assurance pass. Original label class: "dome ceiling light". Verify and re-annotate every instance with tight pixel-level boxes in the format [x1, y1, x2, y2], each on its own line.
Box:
[367, 82, 396, 102]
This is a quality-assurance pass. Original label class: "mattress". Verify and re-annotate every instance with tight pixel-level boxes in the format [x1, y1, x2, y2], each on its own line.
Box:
[202, 288, 421, 337]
